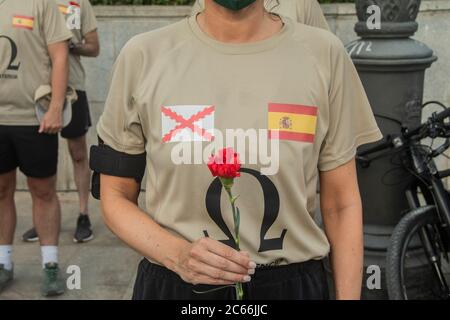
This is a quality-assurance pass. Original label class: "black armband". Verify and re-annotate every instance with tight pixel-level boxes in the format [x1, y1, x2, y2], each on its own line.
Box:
[89, 138, 146, 200]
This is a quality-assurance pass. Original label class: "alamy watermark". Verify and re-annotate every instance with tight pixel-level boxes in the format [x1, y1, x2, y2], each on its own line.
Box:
[366, 5, 381, 30]
[366, 265, 382, 290]
[66, 265, 81, 290]
[170, 129, 281, 176]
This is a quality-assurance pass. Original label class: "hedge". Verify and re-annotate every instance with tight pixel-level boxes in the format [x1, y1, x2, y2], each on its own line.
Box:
[90, 0, 354, 5]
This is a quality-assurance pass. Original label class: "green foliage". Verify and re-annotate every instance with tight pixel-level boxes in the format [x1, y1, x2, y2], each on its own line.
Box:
[90, 0, 354, 5]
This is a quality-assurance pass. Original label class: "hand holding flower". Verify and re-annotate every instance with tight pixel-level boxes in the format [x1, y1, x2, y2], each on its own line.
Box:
[207, 147, 247, 300]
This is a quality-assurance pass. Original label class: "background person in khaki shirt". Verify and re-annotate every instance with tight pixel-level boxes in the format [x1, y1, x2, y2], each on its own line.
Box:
[192, 0, 330, 30]
[0, 0, 72, 296]
[22, 0, 100, 244]
[92, 0, 381, 299]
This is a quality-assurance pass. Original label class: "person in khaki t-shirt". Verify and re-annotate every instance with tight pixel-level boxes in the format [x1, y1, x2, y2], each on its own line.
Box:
[0, 0, 72, 296]
[192, 0, 330, 30]
[22, 0, 100, 245]
[93, 0, 382, 300]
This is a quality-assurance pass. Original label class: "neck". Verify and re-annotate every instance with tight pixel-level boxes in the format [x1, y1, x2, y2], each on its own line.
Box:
[197, 0, 283, 43]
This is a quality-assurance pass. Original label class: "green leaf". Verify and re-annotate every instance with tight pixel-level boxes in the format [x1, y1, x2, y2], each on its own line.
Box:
[230, 195, 240, 204]
[234, 207, 240, 237]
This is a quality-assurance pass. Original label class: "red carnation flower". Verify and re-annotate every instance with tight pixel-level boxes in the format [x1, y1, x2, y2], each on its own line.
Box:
[207, 147, 241, 179]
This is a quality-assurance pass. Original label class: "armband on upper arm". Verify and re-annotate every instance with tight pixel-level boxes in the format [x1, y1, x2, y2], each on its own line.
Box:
[89, 138, 146, 200]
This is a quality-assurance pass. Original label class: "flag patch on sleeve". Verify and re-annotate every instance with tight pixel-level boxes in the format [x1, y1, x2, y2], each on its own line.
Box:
[12, 15, 34, 30]
[268, 103, 318, 143]
[161, 105, 215, 143]
[58, 5, 68, 15]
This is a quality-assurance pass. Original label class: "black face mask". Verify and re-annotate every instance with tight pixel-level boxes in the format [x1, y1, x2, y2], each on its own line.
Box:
[213, 0, 257, 11]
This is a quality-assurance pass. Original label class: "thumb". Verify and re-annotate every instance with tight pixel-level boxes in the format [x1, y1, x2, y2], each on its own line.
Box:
[38, 121, 44, 133]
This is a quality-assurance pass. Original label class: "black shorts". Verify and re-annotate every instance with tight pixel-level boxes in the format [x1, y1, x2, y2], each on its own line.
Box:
[0, 125, 58, 178]
[61, 90, 92, 139]
[132, 258, 329, 300]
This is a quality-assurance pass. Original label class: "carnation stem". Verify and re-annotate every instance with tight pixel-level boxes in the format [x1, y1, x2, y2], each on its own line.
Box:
[224, 185, 244, 300]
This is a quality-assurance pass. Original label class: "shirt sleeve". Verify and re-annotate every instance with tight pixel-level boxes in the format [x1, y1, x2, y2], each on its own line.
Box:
[299, 0, 330, 31]
[97, 42, 146, 155]
[41, 0, 73, 45]
[80, 0, 98, 37]
[318, 38, 382, 171]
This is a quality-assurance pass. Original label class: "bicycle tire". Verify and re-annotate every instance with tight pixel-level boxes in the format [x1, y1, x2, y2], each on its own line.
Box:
[386, 205, 440, 300]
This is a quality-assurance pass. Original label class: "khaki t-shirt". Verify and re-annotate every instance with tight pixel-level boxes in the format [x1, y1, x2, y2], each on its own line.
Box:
[55, 0, 97, 91]
[0, 0, 72, 126]
[97, 16, 382, 266]
[192, 0, 329, 30]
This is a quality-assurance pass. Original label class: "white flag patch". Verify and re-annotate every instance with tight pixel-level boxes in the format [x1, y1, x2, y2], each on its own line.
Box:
[161, 105, 215, 143]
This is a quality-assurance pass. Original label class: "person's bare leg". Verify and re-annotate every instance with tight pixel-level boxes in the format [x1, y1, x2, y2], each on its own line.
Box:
[27, 175, 60, 246]
[68, 135, 90, 215]
[28, 175, 64, 296]
[0, 170, 17, 245]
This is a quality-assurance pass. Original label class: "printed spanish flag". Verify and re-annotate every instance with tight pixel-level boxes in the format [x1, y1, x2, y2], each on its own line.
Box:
[58, 5, 68, 15]
[12, 15, 34, 30]
[268, 103, 318, 143]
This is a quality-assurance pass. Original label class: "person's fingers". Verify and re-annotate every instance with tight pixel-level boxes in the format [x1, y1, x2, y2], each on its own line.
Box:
[191, 249, 250, 275]
[49, 125, 61, 134]
[201, 238, 255, 269]
[38, 122, 45, 133]
[173, 264, 234, 286]
[188, 258, 251, 283]
[240, 251, 254, 273]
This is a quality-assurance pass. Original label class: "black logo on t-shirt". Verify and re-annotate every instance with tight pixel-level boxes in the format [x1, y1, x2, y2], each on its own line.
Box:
[0, 35, 20, 79]
[204, 168, 287, 252]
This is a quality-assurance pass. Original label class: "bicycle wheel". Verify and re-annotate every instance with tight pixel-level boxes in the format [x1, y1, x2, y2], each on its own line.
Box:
[386, 206, 450, 300]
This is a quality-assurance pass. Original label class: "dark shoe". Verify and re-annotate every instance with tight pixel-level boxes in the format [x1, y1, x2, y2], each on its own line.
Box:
[41, 263, 64, 297]
[0, 264, 13, 292]
[22, 227, 39, 242]
[73, 214, 94, 243]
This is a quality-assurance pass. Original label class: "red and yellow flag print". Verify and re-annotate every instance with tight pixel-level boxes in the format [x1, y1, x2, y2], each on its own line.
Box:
[59, 2, 80, 15]
[12, 15, 34, 30]
[268, 103, 318, 143]
[58, 5, 68, 15]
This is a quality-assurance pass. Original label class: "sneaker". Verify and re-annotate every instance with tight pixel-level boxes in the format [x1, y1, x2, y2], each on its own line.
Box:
[73, 214, 94, 243]
[41, 263, 65, 297]
[0, 264, 13, 292]
[22, 227, 39, 242]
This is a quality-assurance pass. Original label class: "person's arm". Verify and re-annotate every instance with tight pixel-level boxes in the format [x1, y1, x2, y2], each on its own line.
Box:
[319, 158, 363, 300]
[100, 174, 254, 285]
[39, 41, 69, 134]
[70, 30, 100, 57]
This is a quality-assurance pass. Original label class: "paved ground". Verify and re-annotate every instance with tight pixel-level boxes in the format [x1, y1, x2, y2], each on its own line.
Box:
[0, 191, 143, 300]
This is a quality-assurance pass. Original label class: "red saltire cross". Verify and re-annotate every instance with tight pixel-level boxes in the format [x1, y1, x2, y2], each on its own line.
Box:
[161, 106, 214, 142]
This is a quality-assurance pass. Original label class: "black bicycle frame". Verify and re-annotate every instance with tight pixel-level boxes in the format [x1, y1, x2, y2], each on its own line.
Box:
[405, 144, 450, 231]
[403, 143, 450, 297]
